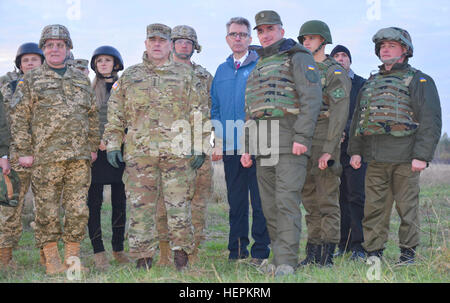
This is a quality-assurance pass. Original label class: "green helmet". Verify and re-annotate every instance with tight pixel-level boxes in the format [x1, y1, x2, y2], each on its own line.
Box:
[0, 169, 20, 207]
[171, 25, 202, 53]
[39, 24, 73, 49]
[373, 27, 413, 58]
[298, 20, 332, 45]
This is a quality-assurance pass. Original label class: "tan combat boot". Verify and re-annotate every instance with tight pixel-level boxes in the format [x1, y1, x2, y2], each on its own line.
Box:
[64, 242, 89, 273]
[42, 242, 66, 275]
[157, 240, 171, 266]
[93, 251, 110, 271]
[0, 247, 16, 270]
[112, 251, 130, 264]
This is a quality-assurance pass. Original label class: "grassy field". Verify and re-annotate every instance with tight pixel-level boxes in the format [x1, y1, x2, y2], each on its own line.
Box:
[0, 162, 448, 283]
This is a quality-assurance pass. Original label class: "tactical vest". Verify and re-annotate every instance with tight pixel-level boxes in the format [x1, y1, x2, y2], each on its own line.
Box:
[356, 67, 418, 137]
[317, 58, 337, 119]
[245, 52, 299, 120]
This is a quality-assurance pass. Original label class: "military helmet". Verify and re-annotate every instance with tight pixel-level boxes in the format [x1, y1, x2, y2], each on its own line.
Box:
[90, 45, 124, 72]
[373, 27, 413, 58]
[298, 20, 332, 44]
[39, 24, 73, 49]
[171, 25, 202, 53]
[15, 42, 45, 70]
[0, 169, 20, 208]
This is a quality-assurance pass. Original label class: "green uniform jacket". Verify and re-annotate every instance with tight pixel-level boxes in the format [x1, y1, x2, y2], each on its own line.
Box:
[312, 56, 351, 155]
[244, 38, 322, 156]
[348, 62, 442, 163]
[0, 92, 9, 157]
[10, 62, 100, 165]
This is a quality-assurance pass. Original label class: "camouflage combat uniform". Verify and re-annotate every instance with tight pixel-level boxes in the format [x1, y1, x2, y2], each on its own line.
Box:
[10, 62, 100, 248]
[104, 51, 198, 260]
[156, 61, 212, 246]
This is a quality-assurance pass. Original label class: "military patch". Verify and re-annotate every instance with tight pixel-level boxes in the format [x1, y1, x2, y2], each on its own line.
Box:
[334, 69, 343, 75]
[331, 88, 345, 100]
[305, 70, 319, 83]
[112, 81, 119, 90]
[420, 77, 427, 83]
[307, 65, 315, 71]
[17, 79, 24, 86]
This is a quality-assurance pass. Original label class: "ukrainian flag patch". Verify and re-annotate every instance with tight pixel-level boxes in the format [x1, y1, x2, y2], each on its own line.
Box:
[420, 77, 427, 83]
[334, 69, 343, 75]
[307, 65, 315, 71]
[17, 79, 24, 86]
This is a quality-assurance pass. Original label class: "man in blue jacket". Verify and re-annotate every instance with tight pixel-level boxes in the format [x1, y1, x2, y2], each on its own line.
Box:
[210, 16, 270, 265]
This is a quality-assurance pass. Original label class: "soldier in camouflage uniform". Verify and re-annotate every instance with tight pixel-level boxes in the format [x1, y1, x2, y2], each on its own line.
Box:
[156, 25, 212, 266]
[0, 71, 20, 94]
[10, 24, 100, 275]
[0, 43, 44, 270]
[348, 27, 442, 264]
[69, 59, 90, 76]
[241, 11, 322, 276]
[104, 24, 201, 271]
[297, 20, 351, 267]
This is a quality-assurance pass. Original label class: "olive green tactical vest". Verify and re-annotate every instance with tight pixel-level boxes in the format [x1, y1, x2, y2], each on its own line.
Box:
[246, 53, 299, 120]
[317, 58, 337, 119]
[356, 67, 418, 137]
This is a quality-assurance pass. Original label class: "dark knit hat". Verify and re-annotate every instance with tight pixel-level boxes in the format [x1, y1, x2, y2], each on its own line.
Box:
[330, 44, 352, 63]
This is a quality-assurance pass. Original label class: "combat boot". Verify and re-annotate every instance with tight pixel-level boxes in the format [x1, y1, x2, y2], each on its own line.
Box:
[174, 249, 189, 271]
[157, 240, 171, 266]
[42, 242, 66, 275]
[136, 257, 153, 270]
[299, 243, 322, 266]
[0, 247, 16, 270]
[63, 242, 89, 273]
[396, 247, 416, 265]
[320, 243, 336, 267]
[112, 251, 130, 264]
[93, 251, 110, 271]
[367, 249, 384, 259]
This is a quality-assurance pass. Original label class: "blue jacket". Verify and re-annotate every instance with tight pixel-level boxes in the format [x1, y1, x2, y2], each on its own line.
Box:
[210, 50, 258, 151]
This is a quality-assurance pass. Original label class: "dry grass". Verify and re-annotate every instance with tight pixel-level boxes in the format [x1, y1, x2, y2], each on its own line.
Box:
[420, 163, 450, 187]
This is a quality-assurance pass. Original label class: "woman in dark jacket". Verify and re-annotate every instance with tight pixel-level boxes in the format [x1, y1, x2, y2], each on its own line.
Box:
[88, 46, 128, 270]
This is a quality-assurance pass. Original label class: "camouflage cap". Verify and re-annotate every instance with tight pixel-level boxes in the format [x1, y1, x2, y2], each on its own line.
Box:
[253, 10, 282, 30]
[147, 23, 172, 40]
[72, 59, 89, 69]
[39, 24, 73, 49]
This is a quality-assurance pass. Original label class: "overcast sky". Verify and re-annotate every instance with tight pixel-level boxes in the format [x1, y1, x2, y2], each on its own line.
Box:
[0, 0, 448, 134]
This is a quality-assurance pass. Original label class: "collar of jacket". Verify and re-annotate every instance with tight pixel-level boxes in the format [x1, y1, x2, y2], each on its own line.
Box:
[378, 61, 411, 74]
[40, 61, 73, 78]
[227, 50, 258, 68]
[256, 38, 308, 58]
[142, 51, 173, 72]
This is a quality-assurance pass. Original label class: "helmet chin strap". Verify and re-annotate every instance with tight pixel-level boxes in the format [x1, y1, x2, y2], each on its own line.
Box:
[173, 46, 194, 61]
[381, 52, 407, 65]
[312, 41, 327, 55]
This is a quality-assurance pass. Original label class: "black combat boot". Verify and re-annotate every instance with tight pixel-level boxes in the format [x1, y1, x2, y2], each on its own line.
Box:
[136, 257, 153, 270]
[397, 247, 416, 265]
[367, 249, 384, 259]
[174, 249, 189, 271]
[320, 243, 336, 267]
[298, 243, 322, 266]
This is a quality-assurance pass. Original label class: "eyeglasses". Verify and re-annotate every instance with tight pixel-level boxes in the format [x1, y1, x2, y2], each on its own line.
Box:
[43, 42, 66, 50]
[174, 39, 194, 46]
[227, 32, 249, 39]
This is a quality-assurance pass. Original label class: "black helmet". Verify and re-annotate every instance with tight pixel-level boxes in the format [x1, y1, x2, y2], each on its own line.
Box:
[90, 46, 124, 72]
[15, 42, 45, 70]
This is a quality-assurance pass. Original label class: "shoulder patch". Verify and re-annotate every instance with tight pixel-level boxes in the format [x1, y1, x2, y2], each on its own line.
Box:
[419, 77, 427, 83]
[112, 81, 119, 90]
[331, 87, 346, 100]
[334, 69, 343, 75]
[306, 69, 319, 83]
[307, 65, 315, 71]
[17, 79, 24, 86]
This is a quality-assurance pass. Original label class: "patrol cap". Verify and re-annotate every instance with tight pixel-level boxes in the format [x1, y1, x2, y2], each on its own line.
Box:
[72, 59, 89, 69]
[147, 23, 172, 40]
[253, 10, 283, 30]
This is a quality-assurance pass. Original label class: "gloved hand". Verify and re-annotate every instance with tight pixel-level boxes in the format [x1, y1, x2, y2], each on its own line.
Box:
[190, 153, 206, 170]
[107, 150, 124, 168]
